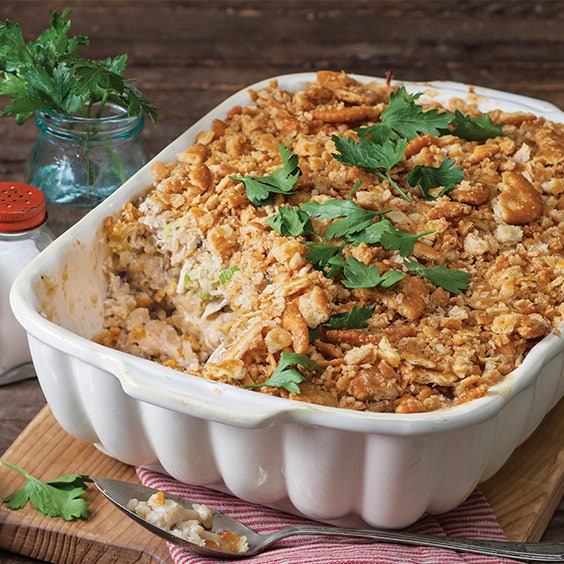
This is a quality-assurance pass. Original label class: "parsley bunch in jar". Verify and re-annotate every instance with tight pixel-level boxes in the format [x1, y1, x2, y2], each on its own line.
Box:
[0, 8, 158, 208]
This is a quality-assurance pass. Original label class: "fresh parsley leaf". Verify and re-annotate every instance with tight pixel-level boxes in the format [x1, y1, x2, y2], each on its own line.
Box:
[230, 144, 300, 206]
[323, 304, 376, 329]
[245, 352, 319, 394]
[51, 62, 86, 114]
[218, 265, 239, 284]
[331, 134, 411, 201]
[0, 9, 158, 124]
[305, 242, 346, 278]
[346, 218, 432, 257]
[29, 7, 88, 70]
[447, 109, 505, 141]
[2, 461, 93, 521]
[302, 198, 385, 240]
[380, 86, 452, 140]
[355, 123, 399, 144]
[0, 93, 44, 125]
[403, 259, 471, 294]
[344, 218, 396, 246]
[332, 133, 406, 176]
[267, 206, 316, 238]
[309, 325, 321, 341]
[378, 226, 434, 257]
[348, 179, 365, 198]
[342, 256, 405, 289]
[407, 157, 465, 200]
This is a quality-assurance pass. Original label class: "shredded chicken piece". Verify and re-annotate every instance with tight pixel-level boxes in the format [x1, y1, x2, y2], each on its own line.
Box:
[95, 71, 564, 413]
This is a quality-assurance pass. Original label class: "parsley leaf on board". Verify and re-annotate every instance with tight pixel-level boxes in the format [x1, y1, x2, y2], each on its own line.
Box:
[446, 109, 505, 141]
[323, 304, 376, 329]
[230, 144, 301, 206]
[407, 157, 465, 200]
[244, 352, 319, 394]
[380, 86, 453, 140]
[0, 9, 158, 125]
[403, 259, 471, 294]
[342, 256, 405, 289]
[2, 461, 93, 521]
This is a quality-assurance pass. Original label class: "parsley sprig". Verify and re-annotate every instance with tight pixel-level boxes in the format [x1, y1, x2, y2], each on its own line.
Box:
[331, 87, 454, 202]
[332, 86, 505, 202]
[323, 305, 376, 329]
[332, 133, 411, 201]
[267, 194, 468, 294]
[0, 9, 158, 125]
[444, 109, 506, 141]
[344, 217, 432, 256]
[404, 259, 471, 295]
[304, 241, 346, 278]
[302, 197, 388, 240]
[230, 144, 301, 206]
[407, 157, 465, 200]
[342, 256, 405, 289]
[2, 461, 93, 521]
[245, 352, 319, 394]
[380, 86, 453, 140]
[266, 205, 316, 238]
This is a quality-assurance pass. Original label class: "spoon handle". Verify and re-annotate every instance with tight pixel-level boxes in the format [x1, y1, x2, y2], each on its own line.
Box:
[263, 525, 564, 562]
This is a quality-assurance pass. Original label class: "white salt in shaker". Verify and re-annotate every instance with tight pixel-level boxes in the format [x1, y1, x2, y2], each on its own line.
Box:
[0, 182, 53, 384]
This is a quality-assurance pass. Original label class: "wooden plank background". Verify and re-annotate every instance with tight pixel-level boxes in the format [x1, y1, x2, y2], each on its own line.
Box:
[2, 1, 564, 177]
[1, 2, 563, 561]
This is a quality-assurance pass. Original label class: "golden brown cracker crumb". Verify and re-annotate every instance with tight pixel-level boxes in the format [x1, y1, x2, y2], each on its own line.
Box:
[97, 72, 564, 413]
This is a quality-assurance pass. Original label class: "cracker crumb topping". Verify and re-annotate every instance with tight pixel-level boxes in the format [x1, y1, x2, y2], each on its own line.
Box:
[96, 71, 564, 413]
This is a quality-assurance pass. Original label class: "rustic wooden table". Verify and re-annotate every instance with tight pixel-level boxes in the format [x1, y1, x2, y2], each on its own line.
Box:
[1, 1, 563, 562]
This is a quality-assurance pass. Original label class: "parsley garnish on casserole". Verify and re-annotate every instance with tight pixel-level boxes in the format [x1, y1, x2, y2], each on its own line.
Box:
[96, 71, 564, 413]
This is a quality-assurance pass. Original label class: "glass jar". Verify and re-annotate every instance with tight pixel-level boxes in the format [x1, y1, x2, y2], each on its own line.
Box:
[0, 182, 54, 385]
[24, 102, 149, 208]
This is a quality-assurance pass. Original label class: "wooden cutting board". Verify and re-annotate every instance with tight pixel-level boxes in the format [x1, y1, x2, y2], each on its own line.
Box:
[0, 406, 171, 563]
[0, 401, 563, 564]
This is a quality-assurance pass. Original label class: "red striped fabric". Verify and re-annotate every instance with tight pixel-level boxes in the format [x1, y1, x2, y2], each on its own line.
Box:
[136, 467, 518, 564]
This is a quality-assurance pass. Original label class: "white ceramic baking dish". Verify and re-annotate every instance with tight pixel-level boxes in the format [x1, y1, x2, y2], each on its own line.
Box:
[10, 73, 564, 529]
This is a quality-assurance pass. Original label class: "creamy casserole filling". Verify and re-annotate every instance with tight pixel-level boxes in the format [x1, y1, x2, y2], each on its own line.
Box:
[127, 491, 248, 554]
[96, 71, 564, 413]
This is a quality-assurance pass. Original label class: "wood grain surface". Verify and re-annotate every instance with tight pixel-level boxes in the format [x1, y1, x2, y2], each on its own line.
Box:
[0, 407, 170, 564]
[1, 1, 563, 562]
[0, 400, 562, 564]
[480, 398, 564, 542]
[2, 0, 564, 178]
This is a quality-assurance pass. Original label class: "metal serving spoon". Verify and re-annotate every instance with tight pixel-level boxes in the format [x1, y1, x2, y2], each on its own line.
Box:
[94, 478, 564, 561]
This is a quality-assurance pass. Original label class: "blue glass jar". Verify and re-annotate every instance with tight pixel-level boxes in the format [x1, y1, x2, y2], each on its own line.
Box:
[24, 103, 149, 208]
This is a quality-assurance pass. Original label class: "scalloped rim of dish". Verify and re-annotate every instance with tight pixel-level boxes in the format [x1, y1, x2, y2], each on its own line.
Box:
[10, 72, 564, 434]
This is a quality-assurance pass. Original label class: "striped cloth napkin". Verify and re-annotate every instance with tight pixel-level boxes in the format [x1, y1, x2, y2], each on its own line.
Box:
[137, 467, 518, 564]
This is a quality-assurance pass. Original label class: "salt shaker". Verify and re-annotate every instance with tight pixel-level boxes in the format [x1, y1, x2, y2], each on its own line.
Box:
[0, 182, 54, 385]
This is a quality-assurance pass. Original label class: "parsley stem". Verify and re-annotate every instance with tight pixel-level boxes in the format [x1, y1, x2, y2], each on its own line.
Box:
[378, 171, 411, 202]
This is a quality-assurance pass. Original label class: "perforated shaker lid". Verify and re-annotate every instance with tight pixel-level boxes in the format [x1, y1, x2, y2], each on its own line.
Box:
[0, 182, 47, 233]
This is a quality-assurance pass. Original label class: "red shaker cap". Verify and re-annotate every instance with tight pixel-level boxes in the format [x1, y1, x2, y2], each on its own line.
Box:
[0, 182, 47, 233]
